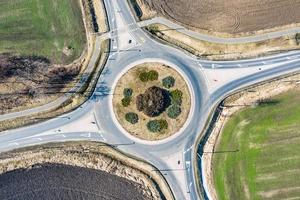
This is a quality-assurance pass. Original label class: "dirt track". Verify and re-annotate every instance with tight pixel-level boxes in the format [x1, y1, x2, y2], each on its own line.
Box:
[139, 0, 300, 34]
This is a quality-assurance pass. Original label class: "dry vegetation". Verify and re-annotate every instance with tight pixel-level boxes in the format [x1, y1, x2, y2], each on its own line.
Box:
[0, 54, 81, 114]
[0, 39, 109, 132]
[146, 24, 300, 60]
[113, 63, 191, 141]
[0, 141, 174, 200]
[0, 0, 107, 115]
[136, 0, 300, 36]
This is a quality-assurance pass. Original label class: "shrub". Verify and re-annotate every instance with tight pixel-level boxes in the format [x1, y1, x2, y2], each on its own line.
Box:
[148, 70, 159, 81]
[147, 25, 159, 35]
[162, 76, 175, 88]
[139, 72, 149, 82]
[147, 120, 161, 132]
[125, 112, 139, 124]
[170, 89, 183, 105]
[136, 86, 170, 117]
[121, 96, 131, 107]
[147, 119, 168, 133]
[158, 119, 168, 130]
[123, 88, 133, 98]
[296, 33, 300, 45]
[167, 105, 182, 119]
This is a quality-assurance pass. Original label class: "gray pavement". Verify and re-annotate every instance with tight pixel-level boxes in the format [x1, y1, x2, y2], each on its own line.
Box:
[1, 1, 300, 200]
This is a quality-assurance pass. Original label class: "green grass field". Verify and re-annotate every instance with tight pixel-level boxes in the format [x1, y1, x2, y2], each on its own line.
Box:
[213, 89, 300, 200]
[0, 0, 85, 64]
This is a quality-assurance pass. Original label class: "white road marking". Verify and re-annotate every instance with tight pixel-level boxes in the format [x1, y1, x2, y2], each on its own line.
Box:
[185, 161, 191, 169]
[183, 145, 193, 154]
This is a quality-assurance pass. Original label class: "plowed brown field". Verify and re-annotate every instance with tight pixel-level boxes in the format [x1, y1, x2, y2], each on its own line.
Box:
[139, 0, 300, 34]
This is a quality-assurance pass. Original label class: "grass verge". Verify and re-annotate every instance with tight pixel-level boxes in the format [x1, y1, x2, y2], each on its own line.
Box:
[145, 24, 300, 61]
[213, 88, 300, 200]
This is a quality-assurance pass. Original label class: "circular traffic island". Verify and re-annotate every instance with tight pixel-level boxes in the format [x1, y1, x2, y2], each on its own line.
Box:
[113, 62, 191, 141]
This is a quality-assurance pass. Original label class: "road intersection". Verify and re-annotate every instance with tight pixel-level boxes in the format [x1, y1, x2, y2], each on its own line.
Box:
[1, 0, 300, 200]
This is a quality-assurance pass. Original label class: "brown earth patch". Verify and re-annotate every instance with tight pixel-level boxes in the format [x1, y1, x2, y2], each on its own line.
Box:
[0, 141, 173, 200]
[137, 0, 300, 35]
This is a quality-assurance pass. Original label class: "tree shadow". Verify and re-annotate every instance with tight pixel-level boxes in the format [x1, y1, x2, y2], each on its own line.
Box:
[91, 81, 111, 101]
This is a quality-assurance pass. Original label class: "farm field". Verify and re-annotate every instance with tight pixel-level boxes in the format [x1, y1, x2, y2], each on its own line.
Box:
[0, 0, 86, 64]
[0, 0, 87, 113]
[138, 0, 300, 35]
[213, 88, 300, 200]
[0, 163, 151, 200]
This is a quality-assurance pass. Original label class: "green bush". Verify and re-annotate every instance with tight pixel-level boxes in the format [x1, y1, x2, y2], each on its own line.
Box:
[125, 112, 139, 124]
[167, 105, 182, 119]
[158, 119, 168, 130]
[147, 119, 168, 133]
[147, 25, 159, 35]
[121, 96, 131, 107]
[170, 89, 183, 105]
[162, 76, 175, 88]
[123, 88, 133, 98]
[148, 70, 159, 81]
[296, 33, 300, 45]
[139, 72, 149, 82]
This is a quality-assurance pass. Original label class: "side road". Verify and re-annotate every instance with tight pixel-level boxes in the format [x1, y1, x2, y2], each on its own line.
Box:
[138, 17, 300, 44]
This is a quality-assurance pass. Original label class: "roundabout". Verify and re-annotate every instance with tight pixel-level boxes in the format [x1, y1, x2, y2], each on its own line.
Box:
[2, 0, 300, 200]
[110, 61, 194, 142]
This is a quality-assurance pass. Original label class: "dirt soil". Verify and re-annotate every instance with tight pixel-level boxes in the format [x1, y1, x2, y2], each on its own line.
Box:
[0, 163, 152, 200]
[137, 0, 300, 35]
[0, 142, 171, 200]
[201, 73, 300, 200]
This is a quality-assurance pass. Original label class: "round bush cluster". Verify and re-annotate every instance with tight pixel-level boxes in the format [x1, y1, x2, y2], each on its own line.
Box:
[148, 70, 159, 81]
[121, 88, 133, 107]
[123, 88, 133, 98]
[147, 119, 168, 133]
[136, 86, 170, 117]
[139, 72, 149, 82]
[167, 105, 182, 119]
[170, 89, 183, 106]
[138, 70, 159, 82]
[121, 96, 131, 107]
[125, 112, 139, 124]
[162, 76, 175, 88]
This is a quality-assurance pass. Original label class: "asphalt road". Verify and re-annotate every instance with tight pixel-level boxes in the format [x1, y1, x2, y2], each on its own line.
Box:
[1, 1, 300, 200]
